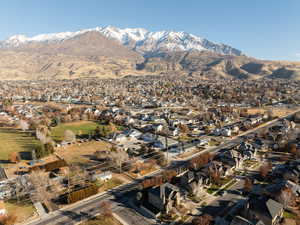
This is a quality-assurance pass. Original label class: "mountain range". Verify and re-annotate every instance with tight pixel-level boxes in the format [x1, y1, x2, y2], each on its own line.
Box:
[0, 26, 299, 80]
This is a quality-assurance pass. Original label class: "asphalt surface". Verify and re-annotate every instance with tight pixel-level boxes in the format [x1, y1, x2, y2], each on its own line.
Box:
[200, 179, 245, 217]
[25, 182, 155, 225]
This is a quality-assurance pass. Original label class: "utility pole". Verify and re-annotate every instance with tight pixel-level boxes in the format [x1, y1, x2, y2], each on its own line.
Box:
[165, 136, 169, 163]
[181, 141, 184, 154]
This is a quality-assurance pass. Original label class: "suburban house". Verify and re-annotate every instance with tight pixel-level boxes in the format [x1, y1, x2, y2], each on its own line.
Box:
[140, 133, 157, 143]
[127, 129, 142, 139]
[230, 215, 265, 225]
[114, 133, 128, 143]
[92, 171, 112, 182]
[148, 183, 182, 214]
[236, 197, 284, 225]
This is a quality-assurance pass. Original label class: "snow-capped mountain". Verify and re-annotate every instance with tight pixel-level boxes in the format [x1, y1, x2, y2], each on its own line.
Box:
[0, 26, 243, 57]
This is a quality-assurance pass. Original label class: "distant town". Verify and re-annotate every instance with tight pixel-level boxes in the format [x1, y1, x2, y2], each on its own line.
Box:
[0, 75, 298, 225]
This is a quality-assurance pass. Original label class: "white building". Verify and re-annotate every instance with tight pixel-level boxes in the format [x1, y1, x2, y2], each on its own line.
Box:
[0, 201, 6, 215]
[93, 171, 112, 182]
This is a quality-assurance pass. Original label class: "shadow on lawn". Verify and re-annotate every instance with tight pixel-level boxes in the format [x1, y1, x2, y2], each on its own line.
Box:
[0, 128, 40, 162]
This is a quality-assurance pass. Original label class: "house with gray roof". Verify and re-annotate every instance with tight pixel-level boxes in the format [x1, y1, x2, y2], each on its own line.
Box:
[240, 197, 283, 225]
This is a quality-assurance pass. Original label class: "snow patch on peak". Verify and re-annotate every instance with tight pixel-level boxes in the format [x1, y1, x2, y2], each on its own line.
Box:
[1, 26, 243, 56]
[2, 30, 88, 47]
[8, 34, 28, 41]
[7, 35, 28, 46]
[100, 26, 149, 43]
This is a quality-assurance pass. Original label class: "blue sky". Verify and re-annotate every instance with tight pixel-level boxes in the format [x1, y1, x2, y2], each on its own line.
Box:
[0, 0, 299, 60]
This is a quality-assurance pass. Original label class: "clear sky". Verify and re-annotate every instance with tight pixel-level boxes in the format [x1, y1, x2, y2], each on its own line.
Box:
[0, 0, 299, 61]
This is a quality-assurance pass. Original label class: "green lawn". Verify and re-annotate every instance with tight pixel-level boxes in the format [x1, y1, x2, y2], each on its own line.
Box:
[243, 160, 257, 167]
[206, 177, 234, 195]
[223, 179, 236, 190]
[208, 139, 220, 146]
[187, 194, 201, 203]
[51, 121, 124, 142]
[283, 210, 297, 219]
[51, 121, 101, 142]
[0, 128, 42, 161]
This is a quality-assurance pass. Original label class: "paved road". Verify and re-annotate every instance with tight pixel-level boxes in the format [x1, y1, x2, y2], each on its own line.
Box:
[200, 179, 245, 217]
[25, 181, 156, 225]
[24, 109, 300, 225]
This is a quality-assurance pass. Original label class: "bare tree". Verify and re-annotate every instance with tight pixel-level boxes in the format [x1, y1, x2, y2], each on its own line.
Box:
[178, 123, 189, 134]
[15, 176, 30, 203]
[209, 164, 221, 185]
[290, 144, 297, 156]
[243, 177, 253, 193]
[64, 130, 76, 143]
[81, 113, 88, 121]
[100, 201, 112, 217]
[0, 213, 17, 225]
[67, 164, 91, 189]
[29, 170, 54, 209]
[9, 152, 20, 163]
[19, 120, 29, 131]
[36, 126, 51, 144]
[259, 162, 272, 179]
[192, 214, 213, 225]
[108, 122, 118, 133]
[110, 147, 129, 173]
[277, 187, 296, 208]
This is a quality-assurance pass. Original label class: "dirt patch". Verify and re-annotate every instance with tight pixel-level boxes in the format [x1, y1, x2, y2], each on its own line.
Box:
[55, 140, 111, 165]
[5, 200, 36, 224]
[81, 215, 122, 225]
[244, 107, 295, 117]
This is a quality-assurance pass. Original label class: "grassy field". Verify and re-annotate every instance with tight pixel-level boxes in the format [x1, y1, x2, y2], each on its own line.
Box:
[51, 121, 124, 142]
[51, 121, 101, 142]
[0, 128, 42, 162]
[5, 199, 36, 223]
[81, 215, 122, 225]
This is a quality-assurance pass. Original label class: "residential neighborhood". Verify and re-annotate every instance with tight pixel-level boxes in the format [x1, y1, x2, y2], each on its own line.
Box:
[1, 0, 300, 224]
[0, 76, 298, 225]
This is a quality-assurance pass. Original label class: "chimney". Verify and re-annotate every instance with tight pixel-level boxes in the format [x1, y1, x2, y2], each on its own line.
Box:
[160, 184, 166, 203]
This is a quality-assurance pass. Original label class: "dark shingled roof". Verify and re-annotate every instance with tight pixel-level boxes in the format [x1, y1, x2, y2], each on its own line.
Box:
[249, 197, 283, 221]
[230, 216, 266, 225]
[230, 216, 254, 225]
[266, 199, 283, 220]
[0, 168, 7, 181]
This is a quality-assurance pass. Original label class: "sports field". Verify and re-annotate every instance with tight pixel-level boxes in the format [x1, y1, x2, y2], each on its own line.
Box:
[50, 121, 100, 142]
[0, 128, 42, 162]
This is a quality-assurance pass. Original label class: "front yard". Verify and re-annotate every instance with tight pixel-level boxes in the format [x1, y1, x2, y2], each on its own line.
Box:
[206, 177, 235, 195]
[81, 215, 122, 225]
[243, 159, 258, 168]
[5, 199, 36, 223]
[95, 177, 124, 193]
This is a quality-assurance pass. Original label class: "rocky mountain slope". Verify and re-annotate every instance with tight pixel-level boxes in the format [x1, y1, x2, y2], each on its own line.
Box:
[1, 26, 242, 57]
[0, 26, 299, 80]
[137, 51, 300, 80]
[0, 31, 147, 80]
